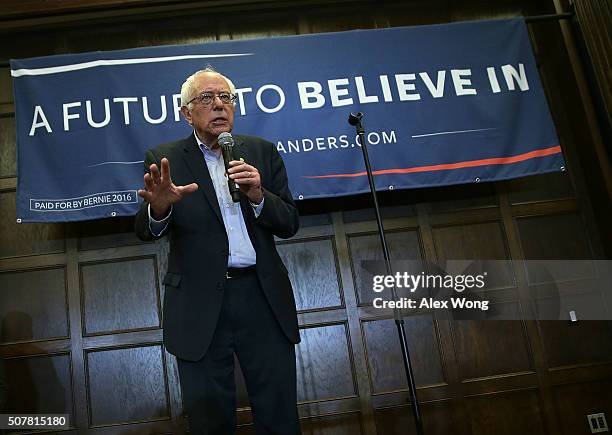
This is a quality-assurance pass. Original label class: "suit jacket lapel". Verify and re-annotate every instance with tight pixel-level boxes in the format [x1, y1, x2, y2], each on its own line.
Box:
[181, 135, 224, 226]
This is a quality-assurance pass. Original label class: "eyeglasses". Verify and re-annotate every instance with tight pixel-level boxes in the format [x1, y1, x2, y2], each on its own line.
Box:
[187, 92, 237, 106]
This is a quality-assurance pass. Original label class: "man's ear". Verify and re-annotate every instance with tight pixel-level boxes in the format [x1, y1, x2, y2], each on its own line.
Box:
[180, 106, 192, 125]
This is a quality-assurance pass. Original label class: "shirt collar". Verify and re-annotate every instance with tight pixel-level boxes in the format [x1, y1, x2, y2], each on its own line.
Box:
[194, 130, 222, 160]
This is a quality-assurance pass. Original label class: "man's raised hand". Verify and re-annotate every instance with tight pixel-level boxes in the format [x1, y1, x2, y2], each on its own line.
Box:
[137, 158, 198, 219]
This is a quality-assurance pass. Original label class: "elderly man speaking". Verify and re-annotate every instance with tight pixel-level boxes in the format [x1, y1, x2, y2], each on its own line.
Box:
[135, 67, 301, 435]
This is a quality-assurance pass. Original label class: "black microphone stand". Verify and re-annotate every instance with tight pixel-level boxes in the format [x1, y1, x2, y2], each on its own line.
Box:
[348, 112, 424, 435]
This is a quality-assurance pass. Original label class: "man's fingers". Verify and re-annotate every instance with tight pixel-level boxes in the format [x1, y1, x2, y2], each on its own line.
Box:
[228, 160, 243, 167]
[143, 173, 155, 191]
[150, 163, 161, 184]
[178, 183, 199, 195]
[230, 170, 258, 180]
[227, 161, 256, 175]
[160, 158, 171, 184]
[137, 189, 152, 202]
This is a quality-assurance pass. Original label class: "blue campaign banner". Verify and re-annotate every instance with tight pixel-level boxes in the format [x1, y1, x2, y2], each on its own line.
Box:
[11, 17, 563, 222]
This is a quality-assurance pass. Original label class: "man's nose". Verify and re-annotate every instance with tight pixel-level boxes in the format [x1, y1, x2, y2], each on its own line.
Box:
[211, 95, 225, 109]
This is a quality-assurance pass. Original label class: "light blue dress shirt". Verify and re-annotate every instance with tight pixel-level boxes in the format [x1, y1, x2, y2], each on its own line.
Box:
[148, 132, 263, 267]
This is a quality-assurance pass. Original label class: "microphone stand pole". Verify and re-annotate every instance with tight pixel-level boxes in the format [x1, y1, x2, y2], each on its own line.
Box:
[348, 112, 424, 435]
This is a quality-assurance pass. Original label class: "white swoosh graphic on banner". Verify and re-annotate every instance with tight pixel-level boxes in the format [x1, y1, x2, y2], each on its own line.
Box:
[411, 128, 496, 138]
[87, 161, 145, 168]
[11, 53, 254, 77]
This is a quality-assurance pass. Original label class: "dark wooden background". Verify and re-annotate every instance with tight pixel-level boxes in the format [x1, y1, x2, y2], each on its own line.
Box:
[1, 0, 611, 434]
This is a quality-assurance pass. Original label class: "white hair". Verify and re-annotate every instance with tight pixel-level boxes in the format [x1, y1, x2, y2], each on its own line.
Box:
[180, 66, 237, 110]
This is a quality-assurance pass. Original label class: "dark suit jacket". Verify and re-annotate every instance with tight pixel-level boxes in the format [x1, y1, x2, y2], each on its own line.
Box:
[135, 134, 300, 361]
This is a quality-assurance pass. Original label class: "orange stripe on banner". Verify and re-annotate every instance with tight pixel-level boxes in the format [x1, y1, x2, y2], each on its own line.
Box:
[303, 145, 562, 179]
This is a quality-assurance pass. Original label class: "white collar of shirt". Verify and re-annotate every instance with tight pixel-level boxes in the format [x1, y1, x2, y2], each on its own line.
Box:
[194, 131, 222, 159]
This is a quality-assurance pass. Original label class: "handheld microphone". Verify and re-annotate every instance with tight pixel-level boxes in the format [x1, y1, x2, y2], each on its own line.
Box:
[218, 132, 241, 202]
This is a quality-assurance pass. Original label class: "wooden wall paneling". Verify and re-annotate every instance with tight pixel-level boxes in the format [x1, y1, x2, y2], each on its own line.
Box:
[219, 11, 299, 41]
[551, 0, 612, 201]
[552, 380, 612, 435]
[431, 220, 516, 291]
[134, 17, 218, 47]
[53, 23, 148, 54]
[431, 220, 511, 263]
[331, 213, 378, 434]
[76, 242, 161, 265]
[4, 352, 74, 415]
[300, 411, 364, 435]
[0, 66, 13, 105]
[297, 213, 332, 228]
[498, 191, 563, 434]
[65, 234, 88, 431]
[505, 172, 575, 205]
[414, 202, 472, 431]
[237, 411, 364, 435]
[374, 400, 467, 435]
[302, 4, 378, 34]
[427, 207, 502, 228]
[531, 282, 609, 323]
[347, 229, 423, 306]
[527, 18, 610, 256]
[516, 213, 594, 261]
[0, 0, 176, 18]
[516, 213, 612, 368]
[0, 191, 65, 258]
[276, 237, 344, 312]
[431, 221, 534, 380]
[0, 338, 71, 360]
[0, 176, 15, 192]
[80, 330, 162, 352]
[573, 0, 612, 129]
[80, 256, 160, 336]
[465, 389, 549, 435]
[449, 1, 524, 22]
[452, 317, 534, 380]
[341, 203, 417, 224]
[152, 231, 184, 431]
[425, 182, 498, 215]
[85, 344, 169, 427]
[378, 0, 452, 27]
[0, 266, 68, 343]
[296, 322, 357, 404]
[0, 116, 15, 178]
[502, 21, 612, 432]
[50, 11, 219, 52]
[77, 217, 150, 251]
[537, 320, 612, 369]
[361, 315, 445, 394]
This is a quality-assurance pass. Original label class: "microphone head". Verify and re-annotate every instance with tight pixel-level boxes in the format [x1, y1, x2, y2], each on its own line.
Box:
[218, 132, 234, 147]
[348, 112, 363, 126]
